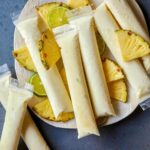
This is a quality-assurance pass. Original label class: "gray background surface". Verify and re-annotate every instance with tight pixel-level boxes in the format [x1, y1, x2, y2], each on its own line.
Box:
[0, 0, 150, 150]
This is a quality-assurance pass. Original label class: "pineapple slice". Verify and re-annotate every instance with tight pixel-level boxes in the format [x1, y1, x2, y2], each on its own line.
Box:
[103, 59, 124, 82]
[33, 98, 74, 122]
[108, 80, 127, 103]
[67, 0, 89, 8]
[13, 47, 36, 72]
[38, 29, 61, 70]
[36, 2, 69, 29]
[57, 59, 69, 91]
[115, 30, 150, 61]
[60, 67, 69, 92]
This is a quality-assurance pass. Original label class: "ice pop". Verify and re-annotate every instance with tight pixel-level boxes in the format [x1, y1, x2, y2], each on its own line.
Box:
[67, 6, 115, 117]
[94, 3, 150, 99]
[54, 25, 99, 138]
[16, 17, 73, 118]
[105, 0, 150, 73]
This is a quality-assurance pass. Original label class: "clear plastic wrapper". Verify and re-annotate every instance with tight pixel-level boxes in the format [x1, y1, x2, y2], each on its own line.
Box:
[67, 6, 115, 117]
[105, 0, 150, 74]
[0, 64, 50, 150]
[140, 99, 150, 111]
[0, 64, 11, 107]
[94, 3, 150, 99]
[16, 16, 73, 117]
[0, 78, 33, 150]
[54, 24, 99, 138]
[94, 3, 150, 111]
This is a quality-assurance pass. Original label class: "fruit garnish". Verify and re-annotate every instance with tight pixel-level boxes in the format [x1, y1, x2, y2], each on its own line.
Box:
[28, 60, 68, 97]
[67, 0, 89, 8]
[36, 2, 69, 29]
[38, 29, 61, 70]
[29, 73, 47, 97]
[33, 99, 74, 122]
[56, 59, 69, 91]
[108, 80, 127, 103]
[103, 59, 124, 82]
[48, 7, 69, 28]
[115, 30, 150, 61]
[13, 47, 36, 72]
[60, 66, 69, 92]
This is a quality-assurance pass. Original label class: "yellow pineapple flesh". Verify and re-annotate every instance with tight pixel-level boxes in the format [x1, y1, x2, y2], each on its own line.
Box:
[115, 30, 150, 61]
[103, 59, 124, 82]
[108, 80, 127, 103]
[33, 99, 74, 122]
[38, 29, 61, 70]
[13, 47, 36, 72]
[67, 0, 89, 8]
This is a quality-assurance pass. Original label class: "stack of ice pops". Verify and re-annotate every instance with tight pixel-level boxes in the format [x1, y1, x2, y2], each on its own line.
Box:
[1, 0, 150, 149]
[0, 64, 50, 149]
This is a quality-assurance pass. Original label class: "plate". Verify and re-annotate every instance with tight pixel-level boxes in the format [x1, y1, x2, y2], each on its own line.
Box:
[14, 0, 148, 128]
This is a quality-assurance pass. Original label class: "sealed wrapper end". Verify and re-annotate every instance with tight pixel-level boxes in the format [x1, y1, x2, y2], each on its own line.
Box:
[0, 66, 50, 150]
[67, 6, 115, 117]
[140, 99, 150, 111]
[0, 79, 33, 150]
[138, 94, 150, 111]
[94, 3, 150, 99]
[0, 64, 11, 107]
[54, 24, 99, 138]
[16, 17, 73, 117]
[105, 0, 150, 73]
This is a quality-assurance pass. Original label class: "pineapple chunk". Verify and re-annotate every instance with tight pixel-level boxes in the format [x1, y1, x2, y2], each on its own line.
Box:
[13, 29, 61, 72]
[13, 47, 36, 72]
[38, 29, 61, 70]
[103, 59, 124, 82]
[36, 2, 68, 28]
[33, 99, 74, 122]
[60, 67, 69, 92]
[116, 30, 150, 61]
[67, 0, 89, 8]
[108, 80, 127, 103]
[56, 59, 69, 91]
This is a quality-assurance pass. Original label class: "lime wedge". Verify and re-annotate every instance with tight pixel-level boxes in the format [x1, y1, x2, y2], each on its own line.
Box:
[29, 73, 47, 97]
[48, 7, 69, 28]
[96, 32, 106, 56]
[37, 3, 69, 29]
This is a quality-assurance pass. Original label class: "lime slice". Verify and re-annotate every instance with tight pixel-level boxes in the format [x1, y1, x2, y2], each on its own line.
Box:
[48, 7, 69, 28]
[96, 32, 106, 56]
[29, 73, 47, 97]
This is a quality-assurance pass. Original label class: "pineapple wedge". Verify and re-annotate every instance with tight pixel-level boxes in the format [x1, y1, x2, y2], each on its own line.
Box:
[106, 0, 150, 73]
[36, 2, 68, 28]
[60, 67, 69, 92]
[13, 29, 61, 72]
[33, 99, 74, 122]
[38, 29, 61, 70]
[108, 80, 127, 103]
[116, 30, 150, 61]
[13, 47, 36, 72]
[103, 59, 124, 82]
[67, 0, 89, 8]
[57, 59, 69, 91]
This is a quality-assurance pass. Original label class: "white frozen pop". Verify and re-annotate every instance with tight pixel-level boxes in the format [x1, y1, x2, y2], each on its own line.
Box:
[0, 64, 50, 150]
[94, 3, 150, 99]
[54, 25, 99, 138]
[0, 78, 33, 150]
[67, 6, 115, 117]
[16, 17, 73, 118]
[105, 0, 150, 73]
